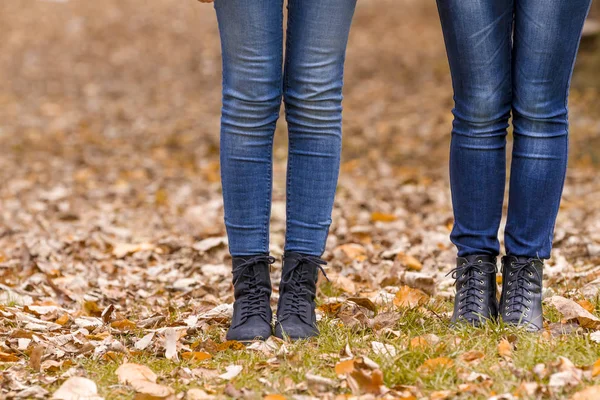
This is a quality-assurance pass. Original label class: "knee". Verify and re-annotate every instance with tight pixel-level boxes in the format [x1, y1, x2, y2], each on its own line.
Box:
[512, 94, 569, 138]
[452, 91, 511, 137]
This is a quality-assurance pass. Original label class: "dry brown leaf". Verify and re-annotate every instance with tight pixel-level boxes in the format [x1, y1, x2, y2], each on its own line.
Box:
[371, 212, 397, 223]
[217, 340, 245, 352]
[219, 364, 243, 380]
[334, 243, 367, 263]
[460, 350, 485, 363]
[116, 363, 174, 398]
[545, 296, 600, 329]
[335, 359, 356, 375]
[0, 352, 20, 362]
[393, 286, 429, 308]
[347, 297, 378, 313]
[417, 357, 454, 374]
[263, 395, 286, 400]
[111, 319, 137, 330]
[578, 299, 595, 313]
[592, 359, 600, 377]
[318, 302, 344, 317]
[497, 339, 513, 358]
[164, 328, 179, 361]
[181, 352, 212, 362]
[572, 386, 600, 400]
[30, 345, 45, 371]
[409, 334, 440, 350]
[348, 368, 385, 395]
[429, 390, 455, 400]
[396, 252, 423, 271]
[51, 377, 103, 400]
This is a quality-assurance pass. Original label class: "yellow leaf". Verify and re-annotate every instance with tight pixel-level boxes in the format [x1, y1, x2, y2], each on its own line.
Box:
[318, 302, 344, 317]
[417, 357, 454, 374]
[181, 352, 212, 362]
[578, 299, 595, 313]
[396, 253, 423, 271]
[0, 352, 20, 362]
[393, 286, 429, 308]
[592, 359, 600, 377]
[497, 339, 512, 358]
[55, 314, 70, 325]
[460, 350, 485, 363]
[217, 340, 246, 352]
[264, 396, 286, 400]
[111, 319, 137, 330]
[572, 386, 600, 400]
[371, 212, 397, 223]
[335, 359, 356, 375]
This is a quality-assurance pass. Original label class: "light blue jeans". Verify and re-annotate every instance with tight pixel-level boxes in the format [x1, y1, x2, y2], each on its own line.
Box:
[215, 0, 356, 257]
[437, 0, 591, 259]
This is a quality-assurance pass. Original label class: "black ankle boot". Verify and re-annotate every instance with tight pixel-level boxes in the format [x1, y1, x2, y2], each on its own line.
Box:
[274, 252, 328, 340]
[449, 255, 498, 326]
[500, 256, 544, 332]
[226, 255, 275, 342]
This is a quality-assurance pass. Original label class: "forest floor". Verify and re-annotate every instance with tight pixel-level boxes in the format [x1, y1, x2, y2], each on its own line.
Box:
[2, 0, 600, 399]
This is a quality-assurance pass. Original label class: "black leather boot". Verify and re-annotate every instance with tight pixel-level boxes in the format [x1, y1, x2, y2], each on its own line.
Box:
[449, 255, 498, 326]
[500, 256, 544, 332]
[274, 252, 328, 340]
[226, 255, 275, 342]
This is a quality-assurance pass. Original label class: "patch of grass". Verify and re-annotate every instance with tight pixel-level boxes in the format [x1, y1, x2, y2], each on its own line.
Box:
[72, 298, 600, 399]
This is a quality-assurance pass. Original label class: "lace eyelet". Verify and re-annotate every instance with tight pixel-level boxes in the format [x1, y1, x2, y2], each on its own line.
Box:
[479, 280, 484, 285]
[527, 299, 532, 303]
[528, 282, 532, 286]
[511, 262, 515, 266]
[478, 260, 482, 264]
[510, 272, 514, 276]
[508, 282, 512, 286]
[459, 308, 463, 312]
[479, 290, 484, 294]
[529, 272, 533, 277]
[526, 307, 530, 311]
[506, 312, 511, 316]
[479, 298, 483, 302]
[478, 305, 482, 310]
[524, 313, 529, 318]
[507, 290, 511, 295]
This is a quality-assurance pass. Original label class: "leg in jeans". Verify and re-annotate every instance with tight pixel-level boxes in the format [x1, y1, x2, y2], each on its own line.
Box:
[437, 0, 514, 257]
[215, 0, 283, 341]
[215, 0, 283, 257]
[506, 0, 591, 259]
[275, 0, 356, 339]
[437, 1, 513, 325]
[283, 0, 356, 256]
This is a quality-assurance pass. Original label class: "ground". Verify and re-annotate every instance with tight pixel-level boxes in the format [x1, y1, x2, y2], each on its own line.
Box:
[2, 0, 600, 399]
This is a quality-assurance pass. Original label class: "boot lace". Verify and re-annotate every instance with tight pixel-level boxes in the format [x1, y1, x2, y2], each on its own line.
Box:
[232, 255, 275, 325]
[447, 259, 497, 321]
[279, 255, 329, 322]
[503, 258, 541, 322]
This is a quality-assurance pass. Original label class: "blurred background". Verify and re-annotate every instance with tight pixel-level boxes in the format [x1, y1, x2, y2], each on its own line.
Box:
[1, 0, 600, 288]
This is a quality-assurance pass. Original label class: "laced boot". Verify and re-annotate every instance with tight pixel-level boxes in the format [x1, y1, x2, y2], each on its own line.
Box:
[226, 255, 275, 342]
[500, 256, 544, 332]
[449, 255, 498, 326]
[275, 252, 328, 340]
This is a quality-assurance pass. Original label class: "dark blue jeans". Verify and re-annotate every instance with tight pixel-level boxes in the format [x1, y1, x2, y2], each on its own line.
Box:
[214, 0, 356, 257]
[437, 0, 591, 259]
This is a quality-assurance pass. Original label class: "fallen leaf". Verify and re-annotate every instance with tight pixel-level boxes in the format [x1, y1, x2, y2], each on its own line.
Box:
[335, 359, 356, 375]
[417, 357, 454, 374]
[396, 252, 423, 271]
[263, 395, 286, 400]
[135, 332, 155, 351]
[460, 350, 485, 363]
[333, 243, 367, 263]
[371, 341, 397, 357]
[0, 352, 20, 362]
[578, 299, 595, 313]
[116, 363, 174, 398]
[371, 212, 397, 223]
[30, 345, 45, 371]
[590, 331, 600, 343]
[164, 328, 179, 361]
[592, 359, 600, 377]
[572, 386, 600, 400]
[187, 388, 214, 400]
[545, 296, 600, 329]
[113, 242, 155, 258]
[497, 339, 512, 358]
[111, 319, 137, 330]
[348, 368, 385, 395]
[52, 377, 103, 400]
[219, 364, 243, 380]
[182, 352, 212, 362]
[393, 286, 429, 308]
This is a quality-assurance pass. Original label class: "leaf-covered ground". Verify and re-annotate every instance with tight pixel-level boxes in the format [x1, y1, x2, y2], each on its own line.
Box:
[2, 1, 600, 399]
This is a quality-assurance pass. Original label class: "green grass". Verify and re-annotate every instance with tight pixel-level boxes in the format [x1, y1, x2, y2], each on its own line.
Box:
[42, 296, 599, 400]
